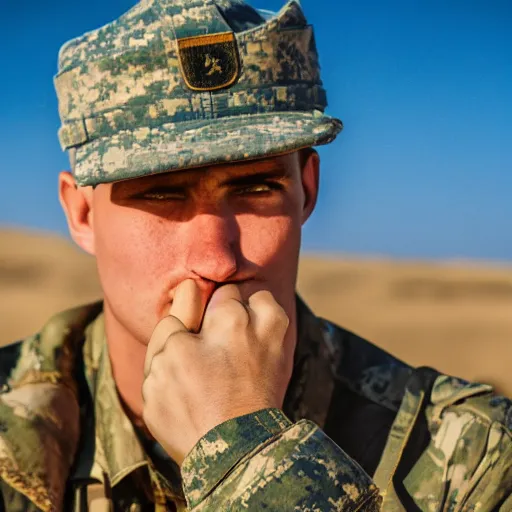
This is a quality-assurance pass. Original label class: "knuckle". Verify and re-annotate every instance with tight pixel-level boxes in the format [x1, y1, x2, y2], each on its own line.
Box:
[208, 300, 249, 329]
[225, 299, 246, 315]
[255, 298, 288, 328]
[141, 407, 154, 432]
[226, 302, 250, 328]
[260, 301, 278, 320]
[150, 349, 166, 375]
[151, 316, 178, 340]
[160, 330, 185, 357]
[276, 306, 289, 327]
[141, 376, 153, 404]
[251, 289, 274, 306]
[163, 333, 197, 372]
[160, 345, 180, 376]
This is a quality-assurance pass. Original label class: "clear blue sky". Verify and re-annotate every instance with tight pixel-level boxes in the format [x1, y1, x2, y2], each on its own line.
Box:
[1, 0, 510, 261]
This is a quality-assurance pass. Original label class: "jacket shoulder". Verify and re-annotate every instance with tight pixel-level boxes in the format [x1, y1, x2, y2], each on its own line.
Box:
[431, 373, 511, 417]
[319, 318, 414, 412]
[323, 319, 512, 443]
[0, 302, 103, 511]
[0, 302, 103, 389]
[387, 372, 512, 509]
[324, 318, 512, 430]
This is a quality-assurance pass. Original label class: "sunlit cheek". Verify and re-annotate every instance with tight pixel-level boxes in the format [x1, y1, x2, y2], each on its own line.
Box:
[238, 214, 299, 267]
[94, 209, 178, 290]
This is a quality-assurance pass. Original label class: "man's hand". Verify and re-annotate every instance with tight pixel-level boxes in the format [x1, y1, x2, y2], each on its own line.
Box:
[142, 279, 291, 466]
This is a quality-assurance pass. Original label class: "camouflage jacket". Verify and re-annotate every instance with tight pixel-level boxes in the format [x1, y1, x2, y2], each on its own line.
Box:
[0, 298, 511, 511]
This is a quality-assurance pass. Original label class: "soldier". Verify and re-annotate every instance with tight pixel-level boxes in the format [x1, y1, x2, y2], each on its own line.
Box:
[0, 0, 511, 510]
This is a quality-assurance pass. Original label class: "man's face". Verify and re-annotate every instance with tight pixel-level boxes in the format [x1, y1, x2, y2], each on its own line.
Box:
[61, 151, 319, 345]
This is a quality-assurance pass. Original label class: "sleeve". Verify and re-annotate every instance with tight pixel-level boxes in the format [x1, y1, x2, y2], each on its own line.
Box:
[180, 408, 382, 511]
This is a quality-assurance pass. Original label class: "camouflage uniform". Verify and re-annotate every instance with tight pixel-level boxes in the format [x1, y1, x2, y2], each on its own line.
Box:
[1, 0, 512, 510]
[1, 299, 511, 511]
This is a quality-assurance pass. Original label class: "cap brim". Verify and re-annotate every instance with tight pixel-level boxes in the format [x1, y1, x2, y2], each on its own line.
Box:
[73, 111, 342, 186]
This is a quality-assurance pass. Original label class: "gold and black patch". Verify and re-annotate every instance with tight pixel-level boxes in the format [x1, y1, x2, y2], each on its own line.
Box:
[177, 32, 240, 92]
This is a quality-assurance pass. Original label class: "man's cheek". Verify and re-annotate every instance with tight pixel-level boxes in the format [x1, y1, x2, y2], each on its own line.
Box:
[242, 218, 296, 259]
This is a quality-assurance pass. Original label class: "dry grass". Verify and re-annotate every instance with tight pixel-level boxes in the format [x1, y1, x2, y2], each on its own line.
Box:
[1, 229, 511, 395]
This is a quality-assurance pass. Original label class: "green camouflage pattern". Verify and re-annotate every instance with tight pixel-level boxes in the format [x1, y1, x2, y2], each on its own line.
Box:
[1, 298, 511, 511]
[181, 409, 381, 510]
[0, 306, 94, 511]
[373, 373, 512, 511]
[54, 0, 342, 186]
[394, 376, 512, 510]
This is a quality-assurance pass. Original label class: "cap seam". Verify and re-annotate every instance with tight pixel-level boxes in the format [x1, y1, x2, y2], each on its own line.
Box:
[59, 83, 326, 123]
[70, 109, 331, 143]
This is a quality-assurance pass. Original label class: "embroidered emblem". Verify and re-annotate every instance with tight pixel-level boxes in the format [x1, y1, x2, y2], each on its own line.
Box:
[177, 32, 240, 91]
[205, 54, 222, 76]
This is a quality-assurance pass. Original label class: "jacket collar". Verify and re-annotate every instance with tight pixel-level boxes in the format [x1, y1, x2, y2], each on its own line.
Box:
[283, 296, 342, 427]
[81, 312, 148, 486]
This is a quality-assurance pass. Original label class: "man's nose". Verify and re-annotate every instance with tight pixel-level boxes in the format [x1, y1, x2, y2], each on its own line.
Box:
[184, 212, 239, 282]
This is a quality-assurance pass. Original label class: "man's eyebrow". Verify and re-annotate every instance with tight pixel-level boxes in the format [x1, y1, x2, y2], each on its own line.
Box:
[128, 175, 198, 190]
[114, 163, 291, 194]
[221, 167, 290, 187]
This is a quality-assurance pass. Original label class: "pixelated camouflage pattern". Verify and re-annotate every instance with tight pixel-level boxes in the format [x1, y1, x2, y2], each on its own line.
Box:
[374, 372, 512, 511]
[81, 313, 148, 487]
[54, 0, 342, 186]
[181, 409, 382, 510]
[1, 299, 511, 511]
[407, 377, 512, 510]
[0, 305, 99, 511]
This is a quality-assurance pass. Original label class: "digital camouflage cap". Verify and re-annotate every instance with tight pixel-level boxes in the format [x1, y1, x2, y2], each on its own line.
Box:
[54, 0, 343, 187]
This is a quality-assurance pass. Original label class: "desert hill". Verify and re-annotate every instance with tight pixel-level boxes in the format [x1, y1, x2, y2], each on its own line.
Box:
[1, 228, 511, 395]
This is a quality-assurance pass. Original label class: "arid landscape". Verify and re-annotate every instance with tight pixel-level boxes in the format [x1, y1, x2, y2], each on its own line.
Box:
[1, 229, 511, 395]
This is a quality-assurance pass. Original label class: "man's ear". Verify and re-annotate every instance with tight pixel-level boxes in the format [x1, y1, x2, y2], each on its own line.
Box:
[300, 149, 320, 225]
[58, 171, 96, 255]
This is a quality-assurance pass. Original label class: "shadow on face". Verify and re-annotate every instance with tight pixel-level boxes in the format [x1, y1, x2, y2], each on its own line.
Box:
[59, 149, 320, 345]
[106, 150, 314, 222]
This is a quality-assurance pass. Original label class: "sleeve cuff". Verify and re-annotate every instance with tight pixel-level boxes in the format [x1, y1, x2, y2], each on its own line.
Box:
[181, 408, 292, 508]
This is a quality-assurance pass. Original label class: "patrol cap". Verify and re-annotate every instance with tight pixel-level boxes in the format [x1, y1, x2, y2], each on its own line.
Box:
[54, 0, 343, 187]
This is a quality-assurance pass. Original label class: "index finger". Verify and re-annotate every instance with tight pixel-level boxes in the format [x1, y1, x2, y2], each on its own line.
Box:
[205, 283, 244, 310]
[170, 279, 205, 333]
[201, 284, 250, 332]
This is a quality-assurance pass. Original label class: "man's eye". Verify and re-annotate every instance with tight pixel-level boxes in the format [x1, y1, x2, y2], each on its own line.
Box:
[236, 183, 283, 195]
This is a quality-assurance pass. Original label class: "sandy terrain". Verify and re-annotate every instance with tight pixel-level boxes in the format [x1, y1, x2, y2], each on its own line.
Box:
[1, 229, 511, 395]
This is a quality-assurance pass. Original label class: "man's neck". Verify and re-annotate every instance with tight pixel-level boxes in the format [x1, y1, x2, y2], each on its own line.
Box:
[103, 308, 147, 425]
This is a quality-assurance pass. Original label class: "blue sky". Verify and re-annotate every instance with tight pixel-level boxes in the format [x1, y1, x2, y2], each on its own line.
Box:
[1, 0, 510, 261]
